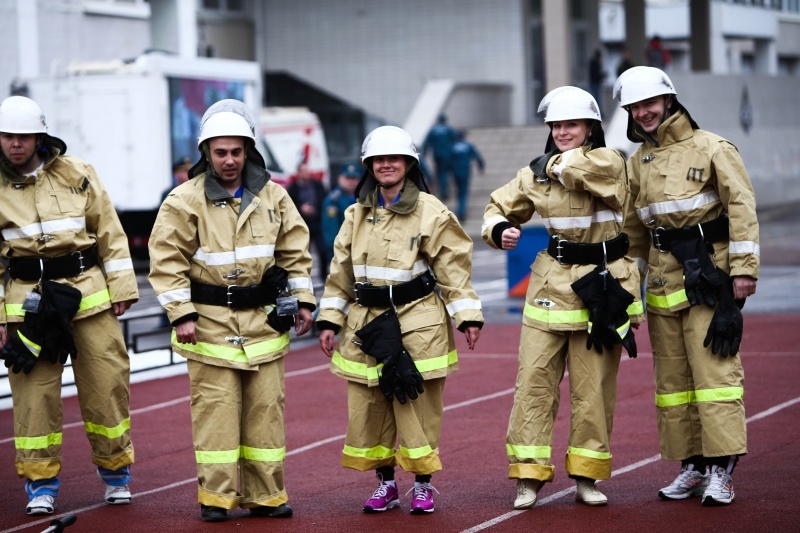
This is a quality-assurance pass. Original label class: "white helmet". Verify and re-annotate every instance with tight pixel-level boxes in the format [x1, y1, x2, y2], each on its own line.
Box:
[360, 126, 419, 164]
[0, 96, 48, 134]
[613, 66, 676, 107]
[197, 99, 256, 147]
[538, 86, 601, 123]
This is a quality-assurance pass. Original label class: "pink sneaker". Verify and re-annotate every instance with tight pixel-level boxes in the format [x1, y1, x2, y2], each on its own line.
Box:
[408, 482, 438, 514]
[363, 480, 399, 513]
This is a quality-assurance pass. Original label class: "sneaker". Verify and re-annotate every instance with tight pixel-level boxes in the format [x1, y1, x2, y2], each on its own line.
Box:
[250, 503, 293, 518]
[701, 466, 735, 506]
[200, 504, 227, 522]
[26, 494, 56, 516]
[363, 480, 399, 513]
[575, 478, 608, 506]
[408, 482, 438, 514]
[104, 484, 132, 504]
[514, 479, 544, 510]
[658, 467, 709, 500]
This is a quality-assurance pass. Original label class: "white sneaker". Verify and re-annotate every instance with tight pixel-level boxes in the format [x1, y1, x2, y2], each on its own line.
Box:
[658, 467, 709, 500]
[575, 479, 608, 506]
[701, 466, 735, 506]
[104, 484, 132, 504]
[514, 479, 544, 509]
[26, 494, 56, 515]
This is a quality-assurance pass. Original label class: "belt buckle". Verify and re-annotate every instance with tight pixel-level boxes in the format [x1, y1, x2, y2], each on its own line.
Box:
[72, 250, 86, 274]
[556, 238, 568, 265]
[226, 284, 237, 307]
[653, 227, 669, 253]
[354, 281, 371, 306]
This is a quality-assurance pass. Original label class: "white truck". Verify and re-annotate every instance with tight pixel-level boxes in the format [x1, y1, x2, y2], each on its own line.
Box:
[21, 52, 328, 260]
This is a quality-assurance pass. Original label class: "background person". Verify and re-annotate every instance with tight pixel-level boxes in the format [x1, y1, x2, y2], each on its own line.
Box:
[161, 155, 192, 202]
[0, 95, 138, 516]
[148, 99, 315, 523]
[321, 161, 360, 268]
[422, 113, 456, 200]
[482, 86, 643, 510]
[288, 161, 327, 283]
[316, 126, 483, 516]
[613, 66, 759, 506]
[449, 130, 484, 221]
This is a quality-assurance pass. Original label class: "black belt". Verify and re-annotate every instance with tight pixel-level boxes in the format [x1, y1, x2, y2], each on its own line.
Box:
[546, 233, 629, 265]
[651, 214, 729, 252]
[354, 272, 436, 307]
[8, 248, 99, 281]
[190, 281, 281, 309]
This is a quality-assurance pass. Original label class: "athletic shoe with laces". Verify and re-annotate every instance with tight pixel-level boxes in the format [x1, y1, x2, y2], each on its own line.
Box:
[408, 481, 438, 514]
[104, 484, 132, 504]
[26, 494, 56, 515]
[701, 466, 735, 506]
[575, 478, 608, 506]
[363, 480, 399, 513]
[658, 466, 709, 500]
[514, 479, 544, 509]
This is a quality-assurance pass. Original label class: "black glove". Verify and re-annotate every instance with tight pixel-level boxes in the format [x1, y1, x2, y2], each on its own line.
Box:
[267, 308, 295, 333]
[598, 276, 638, 358]
[669, 237, 722, 307]
[377, 352, 399, 404]
[1, 331, 40, 374]
[1, 288, 49, 373]
[262, 266, 295, 333]
[703, 270, 743, 357]
[529, 150, 559, 180]
[39, 281, 82, 364]
[391, 349, 425, 405]
[571, 265, 614, 354]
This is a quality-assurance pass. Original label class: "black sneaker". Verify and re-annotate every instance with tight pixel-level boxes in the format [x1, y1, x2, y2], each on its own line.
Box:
[200, 504, 227, 522]
[250, 503, 293, 518]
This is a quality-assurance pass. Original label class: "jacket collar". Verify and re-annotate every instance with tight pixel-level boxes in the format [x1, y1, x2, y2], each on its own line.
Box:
[358, 178, 420, 215]
[204, 159, 271, 216]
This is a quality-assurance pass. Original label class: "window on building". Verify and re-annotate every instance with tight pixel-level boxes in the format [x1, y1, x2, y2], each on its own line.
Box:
[201, 0, 245, 13]
[786, 0, 799, 12]
[82, 0, 150, 19]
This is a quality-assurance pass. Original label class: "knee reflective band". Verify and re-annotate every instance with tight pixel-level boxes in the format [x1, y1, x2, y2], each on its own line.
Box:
[703, 270, 744, 358]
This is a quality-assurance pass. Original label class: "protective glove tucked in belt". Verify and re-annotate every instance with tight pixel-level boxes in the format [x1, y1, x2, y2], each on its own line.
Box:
[354, 309, 424, 405]
[597, 275, 637, 359]
[262, 266, 295, 333]
[669, 237, 722, 307]
[571, 264, 614, 354]
[39, 280, 82, 364]
[1, 288, 48, 374]
[703, 269, 744, 358]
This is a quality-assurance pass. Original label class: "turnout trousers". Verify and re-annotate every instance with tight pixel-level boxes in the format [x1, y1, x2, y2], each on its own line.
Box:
[9, 308, 134, 480]
[507, 325, 622, 482]
[648, 306, 747, 461]
[342, 378, 445, 475]
[187, 358, 288, 510]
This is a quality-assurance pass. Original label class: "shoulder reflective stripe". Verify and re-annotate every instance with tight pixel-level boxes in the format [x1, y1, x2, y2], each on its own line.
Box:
[2, 222, 44, 240]
[18, 331, 42, 357]
[482, 215, 509, 235]
[173, 331, 249, 363]
[84, 417, 131, 439]
[240, 445, 286, 462]
[646, 289, 688, 309]
[15, 432, 63, 451]
[523, 302, 589, 324]
[647, 191, 720, 217]
[567, 446, 611, 460]
[78, 289, 111, 312]
[352, 260, 430, 283]
[506, 443, 551, 460]
[729, 240, 760, 256]
[103, 258, 134, 273]
[157, 288, 192, 306]
[192, 249, 236, 266]
[288, 276, 314, 291]
[655, 386, 743, 408]
[343, 444, 395, 460]
[446, 297, 482, 315]
[542, 209, 622, 230]
[243, 333, 290, 358]
[320, 297, 350, 312]
[196, 449, 240, 464]
[41, 216, 86, 234]
[331, 351, 380, 380]
[413, 350, 457, 373]
[399, 444, 434, 459]
[235, 244, 276, 260]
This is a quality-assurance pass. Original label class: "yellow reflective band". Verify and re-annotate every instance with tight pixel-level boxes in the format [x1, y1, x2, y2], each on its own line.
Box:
[506, 443, 551, 460]
[343, 444, 395, 460]
[5, 303, 24, 317]
[646, 289, 688, 309]
[413, 349, 457, 373]
[240, 445, 286, 462]
[84, 417, 131, 439]
[196, 448, 240, 464]
[399, 444, 434, 459]
[18, 331, 41, 357]
[172, 331, 249, 363]
[243, 332, 290, 358]
[523, 303, 588, 324]
[79, 289, 111, 312]
[655, 386, 743, 408]
[331, 352, 380, 380]
[616, 319, 631, 337]
[567, 446, 611, 460]
[628, 300, 644, 316]
[15, 432, 62, 451]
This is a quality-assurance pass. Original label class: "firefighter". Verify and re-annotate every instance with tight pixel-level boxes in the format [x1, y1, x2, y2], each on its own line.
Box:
[148, 99, 315, 522]
[0, 96, 139, 515]
[316, 125, 483, 515]
[613, 66, 759, 506]
[482, 87, 644, 509]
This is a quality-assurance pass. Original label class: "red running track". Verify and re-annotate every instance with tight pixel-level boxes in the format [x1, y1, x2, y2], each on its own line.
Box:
[1, 315, 799, 533]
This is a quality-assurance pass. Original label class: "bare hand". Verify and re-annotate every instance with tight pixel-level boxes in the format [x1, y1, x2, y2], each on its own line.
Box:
[732, 275, 757, 301]
[175, 320, 197, 344]
[319, 329, 336, 358]
[502, 227, 521, 250]
[295, 308, 313, 336]
[464, 326, 481, 350]
[0, 324, 7, 348]
[113, 300, 135, 316]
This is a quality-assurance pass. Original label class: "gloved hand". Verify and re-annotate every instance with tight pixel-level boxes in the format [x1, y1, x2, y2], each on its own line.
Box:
[598, 276, 638, 358]
[669, 237, 721, 307]
[377, 352, 399, 404]
[529, 150, 559, 180]
[571, 264, 614, 354]
[703, 270, 743, 357]
[39, 281, 82, 364]
[390, 349, 425, 405]
[1, 331, 40, 374]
